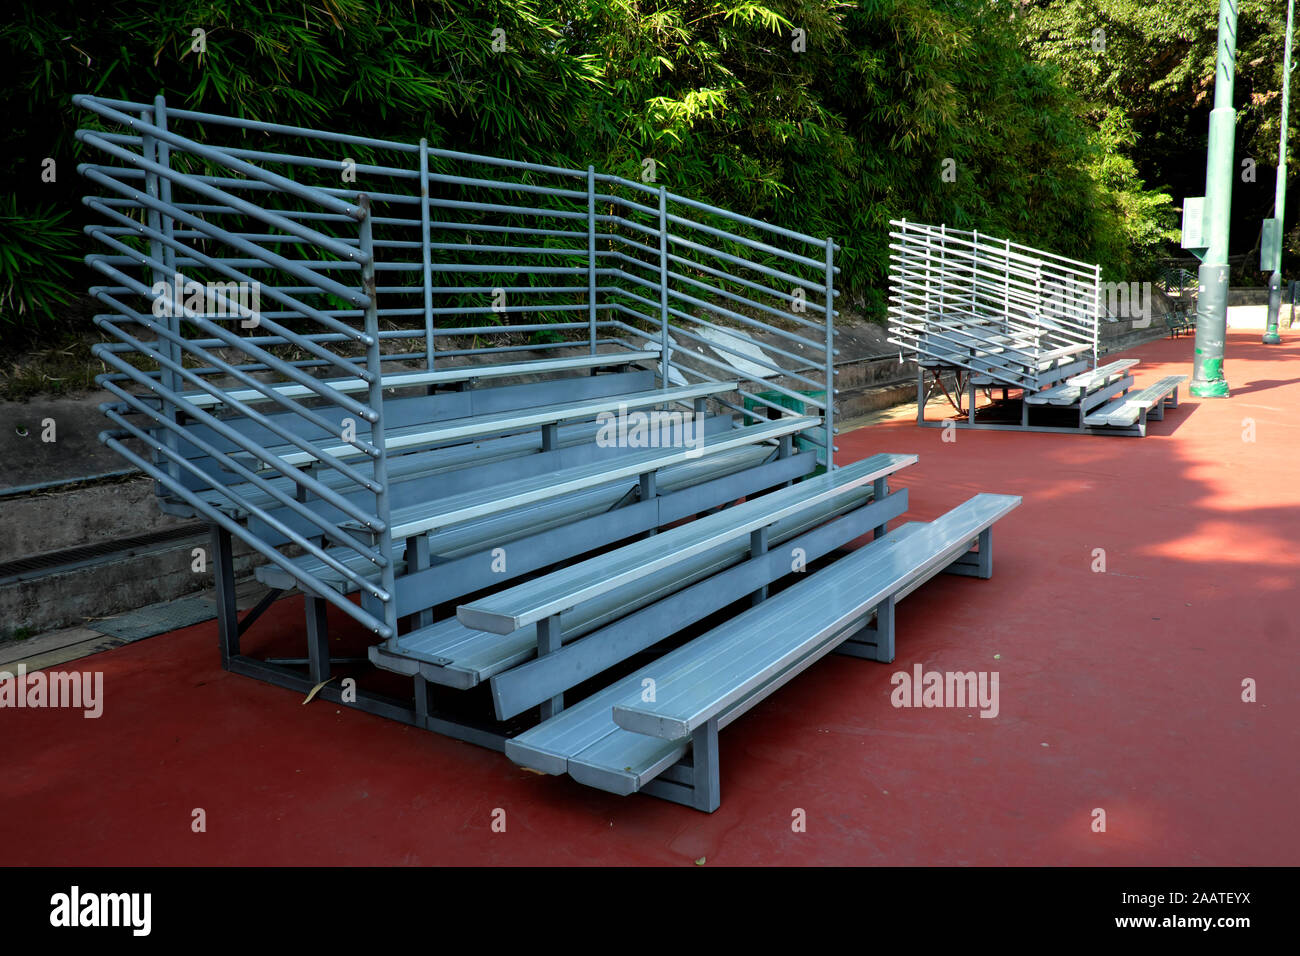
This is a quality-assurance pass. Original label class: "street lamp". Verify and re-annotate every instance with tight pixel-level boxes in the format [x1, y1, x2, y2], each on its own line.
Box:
[1263, 0, 1295, 345]
[1190, 0, 1239, 398]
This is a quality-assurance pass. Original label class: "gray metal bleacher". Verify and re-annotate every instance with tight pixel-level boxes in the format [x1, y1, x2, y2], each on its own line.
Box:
[78, 95, 1021, 811]
[889, 220, 1186, 435]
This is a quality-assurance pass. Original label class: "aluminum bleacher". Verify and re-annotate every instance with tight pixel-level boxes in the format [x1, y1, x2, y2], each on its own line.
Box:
[77, 95, 1018, 810]
[887, 220, 1186, 436]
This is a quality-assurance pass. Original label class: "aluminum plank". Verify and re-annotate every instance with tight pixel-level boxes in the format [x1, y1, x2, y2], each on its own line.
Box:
[457, 451, 916, 635]
[253, 381, 734, 468]
[1085, 375, 1187, 427]
[181, 349, 662, 408]
[356, 416, 819, 539]
[380, 484, 878, 687]
[612, 494, 1020, 739]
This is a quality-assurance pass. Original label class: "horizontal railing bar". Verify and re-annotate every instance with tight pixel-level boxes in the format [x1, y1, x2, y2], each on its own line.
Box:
[667, 305, 824, 371]
[427, 195, 588, 221]
[666, 210, 828, 272]
[96, 226, 424, 252]
[598, 242, 836, 321]
[427, 171, 587, 201]
[76, 97, 365, 220]
[424, 146, 587, 180]
[666, 268, 827, 339]
[664, 322, 826, 393]
[591, 171, 836, 250]
[428, 220, 585, 240]
[427, 263, 587, 275]
[86, 262, 372, 388]
[93, 340, 386, 508]
[81, 168, 372, 311]
[168, 142, 419, 179]
[163, 172, 423, 209]
[666, 230, 829, 295]
[889, 220, 1098, 275]
[99, 386, 386, 581]
[594, 231, 836, 319]
[96, 430, 392, 638]
[76, 143, 369, 268]
[592, 191, 658, 219]
[90, 254, 363, 272]
[888, 274, 1096, 329]
[93, 320, 388, 495]
[604, 267, 826, 353]
[84, 200, 376, 364]
[605, 304, 827, 401]
[101, 299, 384, 445]
[149, 100, 421, 154]
[669, 192, 838, 251]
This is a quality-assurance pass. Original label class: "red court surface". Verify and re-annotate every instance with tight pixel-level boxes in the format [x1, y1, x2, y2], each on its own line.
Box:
[3, 331, 1297, 866]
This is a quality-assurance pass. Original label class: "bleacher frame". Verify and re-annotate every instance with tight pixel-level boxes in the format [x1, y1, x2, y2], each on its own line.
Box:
[886, 219, 1144, 434]
[74, 93, 843, 747]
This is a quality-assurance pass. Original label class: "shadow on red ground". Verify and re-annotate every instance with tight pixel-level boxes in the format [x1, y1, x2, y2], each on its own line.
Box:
[3, 332, 1297, 866]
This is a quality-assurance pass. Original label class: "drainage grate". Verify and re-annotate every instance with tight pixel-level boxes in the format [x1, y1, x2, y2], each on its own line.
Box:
[0, 524, 205, 586]
[89, 593, 216, 642]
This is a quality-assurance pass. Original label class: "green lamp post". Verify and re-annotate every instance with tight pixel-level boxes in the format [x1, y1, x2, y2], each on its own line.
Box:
[1191, 0, 1240, 398]
[1263, 0, 1295, 346]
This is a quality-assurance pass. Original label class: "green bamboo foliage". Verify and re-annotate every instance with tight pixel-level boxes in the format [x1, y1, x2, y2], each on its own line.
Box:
[1, 0, 1239, 332]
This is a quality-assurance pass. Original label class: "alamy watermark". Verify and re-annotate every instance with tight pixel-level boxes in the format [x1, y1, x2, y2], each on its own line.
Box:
[595, 404, 705, 455]
[1041, 276, 1153, 327]
[0, 664, 103, 718]
[890, 664, 999, 718]
[50, 886, 150, 936]
[151, 272, 262, 328]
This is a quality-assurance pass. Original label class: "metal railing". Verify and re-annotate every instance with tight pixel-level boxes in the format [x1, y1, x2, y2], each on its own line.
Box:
[76, 94, 838, 638]
[887, 219, 1101, 387]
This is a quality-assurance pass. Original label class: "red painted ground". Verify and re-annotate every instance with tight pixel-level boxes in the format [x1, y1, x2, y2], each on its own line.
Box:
[3, 331, 1297, 866]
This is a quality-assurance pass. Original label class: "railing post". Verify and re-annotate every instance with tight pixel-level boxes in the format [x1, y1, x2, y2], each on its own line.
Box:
[658, 186, 671, 388]
[152, 96, 178, 363]
[923, 225, 931, 321]
[588, 165, 597, 355]
[824, 237, 836, 471]
[1003, 236, 1011, 330]
[141, 99, 181, 484]
[939, 223, 947, 318]
[358, 195, 397, 641]
[1034, 262, 1044, 366]
[419, 139, 434, 370]
[1093, 263, 1102, 368]
[970, 228, 979, 318]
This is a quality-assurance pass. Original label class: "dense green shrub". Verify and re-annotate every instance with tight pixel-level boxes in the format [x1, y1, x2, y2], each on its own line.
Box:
[0, 0, 1229, 335]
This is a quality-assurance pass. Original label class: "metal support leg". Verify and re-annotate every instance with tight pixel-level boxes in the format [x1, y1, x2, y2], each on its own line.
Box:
[691, 717, 721, 813]
[413, 673, 429, 723]
[407, 533, 433, 630]
[835, 595, 896, 663]
[968, 377, 977, 425]
[916, 368, 925, 426]
[537, 615, 563, 719]
[749, 526, 769, 605]
[211, 525, 239, 668]
[541, 422, 558, 453]
[872, 477, 889, 539]
[643, 717, 722, 812]
[943, 527, 993, 579]
[305, 595, 330, 684]
[639, 471, 657, 537]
